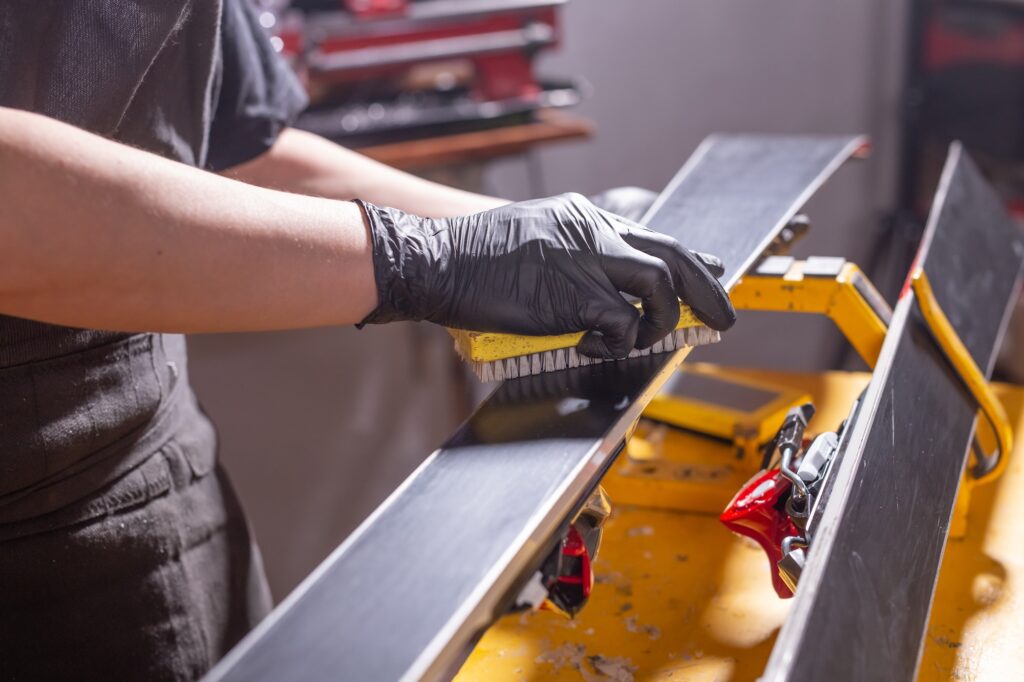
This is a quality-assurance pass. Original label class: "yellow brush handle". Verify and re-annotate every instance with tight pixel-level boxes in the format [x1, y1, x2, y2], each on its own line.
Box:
[449, 303, 704, 363]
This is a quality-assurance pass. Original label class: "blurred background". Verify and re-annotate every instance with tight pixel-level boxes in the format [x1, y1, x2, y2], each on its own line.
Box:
[184, 0, 1024, 599]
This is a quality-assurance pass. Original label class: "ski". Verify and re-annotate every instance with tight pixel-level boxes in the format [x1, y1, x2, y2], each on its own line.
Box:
[763, 144, 1024, 682]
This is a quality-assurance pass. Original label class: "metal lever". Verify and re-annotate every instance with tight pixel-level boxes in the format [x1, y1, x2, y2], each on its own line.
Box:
[770, 403, 816, 504]
[910, 268, 1012, 482]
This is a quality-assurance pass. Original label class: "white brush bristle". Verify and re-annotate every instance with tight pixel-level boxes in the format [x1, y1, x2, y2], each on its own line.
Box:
[458, 326, 721, 382]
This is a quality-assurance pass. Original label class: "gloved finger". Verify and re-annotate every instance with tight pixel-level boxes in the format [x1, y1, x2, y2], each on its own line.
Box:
[611, 217, 735, 331]
[666, 247, 736, 330]
[660, 246, 735, 330]
[601, 209, 724, 277]
[693, 251, 725, 278]
[576, 298, 642, 360]
[600, 249, 680, 349]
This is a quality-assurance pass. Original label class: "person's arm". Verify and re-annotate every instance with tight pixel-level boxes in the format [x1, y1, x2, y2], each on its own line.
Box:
[0, 106, 734, 356]
[0, 107, 378, 332]
[223, 127, 508, 218]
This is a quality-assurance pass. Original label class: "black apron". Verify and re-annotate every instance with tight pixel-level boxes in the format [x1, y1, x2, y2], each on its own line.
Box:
[0, 1, 306, 679]
[0, 335, 272, 680]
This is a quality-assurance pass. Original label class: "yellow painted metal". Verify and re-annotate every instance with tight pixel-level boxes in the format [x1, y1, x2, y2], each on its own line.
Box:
[730, 261, 888, 368]
[949, 426, 993, 539]
[911, 269, 1013, 484]
[610, 365, 813, 514]
[455, 369, 1024, 682]
[911, 268, 1013, 540]
[642, 364, 812, 465]
[449, 304, 704, 363]
[644, 393, 736, 443]
[610, 419, 752, 515]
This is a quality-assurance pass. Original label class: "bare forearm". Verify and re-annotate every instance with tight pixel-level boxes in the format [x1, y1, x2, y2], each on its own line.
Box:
[224, 128, 508, 217]
[0, 108, 377, 332]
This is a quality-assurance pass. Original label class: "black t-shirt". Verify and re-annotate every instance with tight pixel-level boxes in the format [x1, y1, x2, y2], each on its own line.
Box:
[0, 0, 307, 169]
[0, 0, 308, 368]
[208, 0, 309, 170]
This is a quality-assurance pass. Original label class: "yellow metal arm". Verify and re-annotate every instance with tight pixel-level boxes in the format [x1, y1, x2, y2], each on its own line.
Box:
[911, 268, 1012, 483]
[730, 258, 891, 368]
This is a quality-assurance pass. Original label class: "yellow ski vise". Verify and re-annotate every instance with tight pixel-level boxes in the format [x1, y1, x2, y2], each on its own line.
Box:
[730, 255, 891, 368]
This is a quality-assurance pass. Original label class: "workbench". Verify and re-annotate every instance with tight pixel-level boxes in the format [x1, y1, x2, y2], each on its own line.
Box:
[454, 366, 1024, 681]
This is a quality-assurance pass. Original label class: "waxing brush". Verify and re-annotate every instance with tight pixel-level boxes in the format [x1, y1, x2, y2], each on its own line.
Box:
[449, 303, 720, 382]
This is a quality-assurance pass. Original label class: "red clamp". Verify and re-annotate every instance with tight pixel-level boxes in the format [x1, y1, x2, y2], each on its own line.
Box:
[540, 525, 593, 616]
[720, 468, 800, 598]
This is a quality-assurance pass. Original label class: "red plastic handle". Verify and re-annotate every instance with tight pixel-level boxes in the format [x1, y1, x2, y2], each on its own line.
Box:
[720, 468, 799, 598]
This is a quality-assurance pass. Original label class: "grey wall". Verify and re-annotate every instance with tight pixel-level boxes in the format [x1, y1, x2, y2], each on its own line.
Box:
[188, 0, 910, 601]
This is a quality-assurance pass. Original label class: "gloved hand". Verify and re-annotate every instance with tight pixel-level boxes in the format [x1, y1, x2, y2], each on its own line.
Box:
[357, 193, 735, 360]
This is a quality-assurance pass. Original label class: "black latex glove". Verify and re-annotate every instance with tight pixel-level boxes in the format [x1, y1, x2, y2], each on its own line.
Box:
[358, 193, 736, 360]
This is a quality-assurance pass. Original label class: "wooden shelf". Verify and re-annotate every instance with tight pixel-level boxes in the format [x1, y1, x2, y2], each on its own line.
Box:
[357, 109, 594, 170]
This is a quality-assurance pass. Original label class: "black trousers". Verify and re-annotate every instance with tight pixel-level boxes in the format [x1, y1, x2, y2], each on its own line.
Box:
[0, 335, 271, 681]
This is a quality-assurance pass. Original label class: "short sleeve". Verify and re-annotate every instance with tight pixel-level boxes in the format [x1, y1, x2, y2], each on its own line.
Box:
[206, 0, 309, 171]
